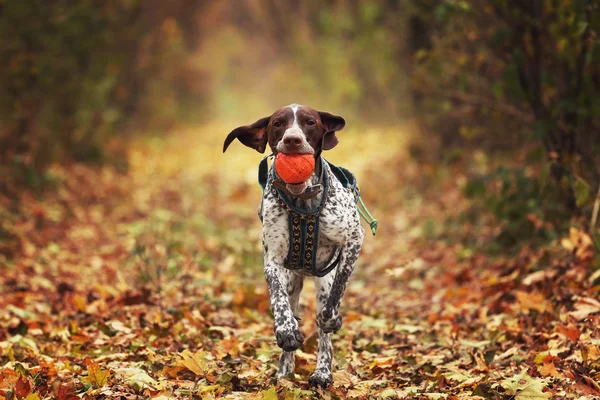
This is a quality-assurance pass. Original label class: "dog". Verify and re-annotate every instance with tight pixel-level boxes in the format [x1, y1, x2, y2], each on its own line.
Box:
[223, 104, 364, 387]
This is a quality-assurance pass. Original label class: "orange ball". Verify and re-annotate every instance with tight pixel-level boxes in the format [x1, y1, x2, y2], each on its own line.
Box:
[275, 153, 315, 184]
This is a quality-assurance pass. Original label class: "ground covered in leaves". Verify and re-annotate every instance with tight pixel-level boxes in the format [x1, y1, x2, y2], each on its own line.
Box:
[1, 125, 599, 399]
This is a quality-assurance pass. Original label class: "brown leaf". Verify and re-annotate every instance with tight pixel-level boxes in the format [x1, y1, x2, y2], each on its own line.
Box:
[15, 376, 31, 398]
[55, 383, 78, 400]
[332, 370, 359, 388]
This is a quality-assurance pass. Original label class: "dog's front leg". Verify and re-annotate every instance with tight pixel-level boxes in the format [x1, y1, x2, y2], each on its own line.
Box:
[264, 260, 304, 355]
[278, 270, 303, 378]
[309, 272, 336, 387]
[316, 230, 363, 333]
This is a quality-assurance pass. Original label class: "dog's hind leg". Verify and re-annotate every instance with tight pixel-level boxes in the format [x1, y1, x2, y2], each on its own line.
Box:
[316, 230, 363, 334]
[277, 271, 304, 378]
[309, 273, 335, 387]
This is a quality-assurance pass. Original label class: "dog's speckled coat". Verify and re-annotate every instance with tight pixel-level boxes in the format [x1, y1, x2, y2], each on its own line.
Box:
[223, 104, 364, 387]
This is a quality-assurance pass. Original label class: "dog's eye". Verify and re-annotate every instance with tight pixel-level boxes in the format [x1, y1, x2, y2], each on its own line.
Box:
[307, 119, 316, 126]
[273, 120, 282, 128]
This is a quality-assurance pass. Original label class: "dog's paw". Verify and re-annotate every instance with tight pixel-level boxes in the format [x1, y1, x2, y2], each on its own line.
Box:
[308, 369, 333, 388]
[275, 325, 304, 351]
[317, 309, 342, 333]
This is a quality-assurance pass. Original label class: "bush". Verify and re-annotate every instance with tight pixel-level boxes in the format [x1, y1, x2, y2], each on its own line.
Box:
[0, 0, 206, 178]
[407, 0, 600, 210]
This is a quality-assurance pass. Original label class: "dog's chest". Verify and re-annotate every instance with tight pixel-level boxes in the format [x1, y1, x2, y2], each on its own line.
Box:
[261, 176, 361, 275]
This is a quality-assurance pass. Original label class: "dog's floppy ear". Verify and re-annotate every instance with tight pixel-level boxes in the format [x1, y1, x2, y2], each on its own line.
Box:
[318, 111, 345, 151]
[223, 116, 271, 153]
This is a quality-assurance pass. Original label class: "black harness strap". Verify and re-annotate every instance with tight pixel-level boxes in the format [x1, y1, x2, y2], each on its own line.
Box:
[257, 155, 342, 277]
[325, 160, 360, 200]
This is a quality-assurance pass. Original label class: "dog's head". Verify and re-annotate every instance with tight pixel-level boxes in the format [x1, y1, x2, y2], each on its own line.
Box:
[223, 104, 345, 157]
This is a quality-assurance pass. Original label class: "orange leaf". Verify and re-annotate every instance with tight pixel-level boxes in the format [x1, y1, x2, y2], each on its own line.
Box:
[515, 291, 552, 313]
[161, 365, 187, 378]
[0, 369, 19, 390]
[81, 359, 111, 388]
[539, 362, 560, 377]
[556, 323, 580, 341]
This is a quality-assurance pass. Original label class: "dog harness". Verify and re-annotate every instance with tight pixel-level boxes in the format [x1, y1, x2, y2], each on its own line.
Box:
[258, 155, 377, 277]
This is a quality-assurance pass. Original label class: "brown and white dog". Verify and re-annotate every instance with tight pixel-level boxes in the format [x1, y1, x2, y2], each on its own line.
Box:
[223, 104, 364, 387]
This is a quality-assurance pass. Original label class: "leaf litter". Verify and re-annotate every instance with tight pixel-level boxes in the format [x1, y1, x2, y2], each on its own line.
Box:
[0, 127, 599, 399]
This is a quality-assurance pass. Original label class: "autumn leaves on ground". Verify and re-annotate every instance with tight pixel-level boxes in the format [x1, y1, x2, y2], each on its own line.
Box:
[1, 125, 599, 400]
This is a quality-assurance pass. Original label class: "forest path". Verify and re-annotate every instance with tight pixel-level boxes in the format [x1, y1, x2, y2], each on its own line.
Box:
[0, 125, 597, 399]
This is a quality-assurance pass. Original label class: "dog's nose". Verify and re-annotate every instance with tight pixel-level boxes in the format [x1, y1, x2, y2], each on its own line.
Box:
[283, 133, 303, 148]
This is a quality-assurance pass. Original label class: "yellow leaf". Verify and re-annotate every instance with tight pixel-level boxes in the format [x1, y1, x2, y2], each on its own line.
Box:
[197, 384, 221, 395]
[260, 386, 278, 400]
[501, 371, 549, 399]
[369, 356, 395, 370]
[72, 294, 87, 312]
[178, 349, 207, 375]
[115, 367, 157, 391]
[515, 291, 552, 313]
[24, 394, 40, 400]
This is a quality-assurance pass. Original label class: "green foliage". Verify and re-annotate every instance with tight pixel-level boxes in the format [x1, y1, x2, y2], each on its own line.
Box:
[407, 0, 599, 210]
[462, 164, 567, 251]
[0, 0, 203, 177]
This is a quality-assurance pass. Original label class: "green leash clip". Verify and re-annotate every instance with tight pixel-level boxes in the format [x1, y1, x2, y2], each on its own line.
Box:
[356, 195, 378, 236]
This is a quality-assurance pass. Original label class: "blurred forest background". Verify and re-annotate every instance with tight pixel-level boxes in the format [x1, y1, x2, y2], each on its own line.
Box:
[2, 0, 599, 217]
[1, 0, 600, 398]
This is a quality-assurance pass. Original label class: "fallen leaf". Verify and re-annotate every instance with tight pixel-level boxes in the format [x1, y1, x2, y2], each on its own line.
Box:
[556, 323, 580, 341]
[178, 349, 207, 375]
[538, 362, 560, 377]
[569, 297, 600, 320]
[15, 376, 31, 398]
[501, 371, 549, 399]
[260, 385, 278, 400]
[55, 383, 79, 400]
[115, 367, 157, 391]
[81, 359, 111, 388]
[515, 291, 552, 314]
[332, 370, 359, 388]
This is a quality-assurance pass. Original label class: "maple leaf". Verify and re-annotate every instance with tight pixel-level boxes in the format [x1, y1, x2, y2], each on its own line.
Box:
[55, 383, 79, 400]
[115, 367, 158, 392]
[178, 349, 208, 375]
[556, 323, 580, 341]
[259, 386, 278, 400]
[15, 376, 31, 398]
[501, 371, 549, 399]
[332, 370, 359, 388]
[81, 359, 111, 388]
[514, 291, 552, 314]
[538, 362, 560, 377]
